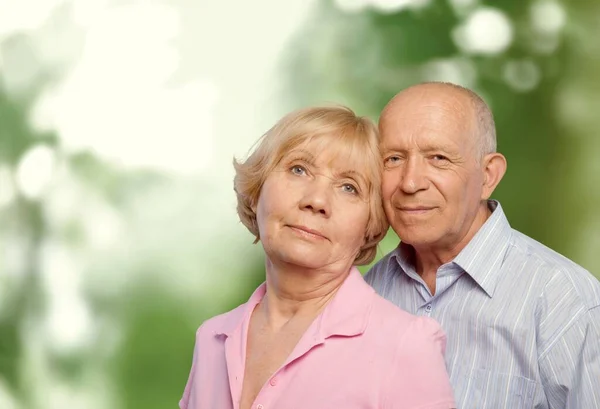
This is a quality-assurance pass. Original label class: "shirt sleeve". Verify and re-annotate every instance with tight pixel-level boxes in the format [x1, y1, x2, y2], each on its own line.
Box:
[179, 336, 198, 409]
[384, 316, 456, 409]
[539, 306, 600, 409]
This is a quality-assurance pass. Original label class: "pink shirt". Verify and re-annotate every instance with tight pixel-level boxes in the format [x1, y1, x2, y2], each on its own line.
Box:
[179, 268, 455, 409]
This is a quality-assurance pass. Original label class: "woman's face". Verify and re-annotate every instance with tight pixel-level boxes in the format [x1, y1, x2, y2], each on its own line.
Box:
[254, 137, 372, 273]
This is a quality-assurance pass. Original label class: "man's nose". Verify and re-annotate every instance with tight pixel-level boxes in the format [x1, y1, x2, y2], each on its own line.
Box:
[399, 158, 429, 194]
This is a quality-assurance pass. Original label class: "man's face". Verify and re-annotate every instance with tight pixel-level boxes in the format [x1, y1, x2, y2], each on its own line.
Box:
[379, 90, 488, 252]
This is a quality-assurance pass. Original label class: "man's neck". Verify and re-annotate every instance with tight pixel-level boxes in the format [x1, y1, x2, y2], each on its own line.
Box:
[408, 203, 492, 294]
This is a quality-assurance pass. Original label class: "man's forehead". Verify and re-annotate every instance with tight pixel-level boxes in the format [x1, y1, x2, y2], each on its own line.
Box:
[382, 84, 473, 121]
[381, 100, 474, 139]
[382, 101, 470, 128]
[379, 118, 479, 154]
[380, 131, 460, 151]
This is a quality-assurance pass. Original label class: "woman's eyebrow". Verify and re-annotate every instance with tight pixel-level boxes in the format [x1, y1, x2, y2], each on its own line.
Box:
[285, 149, 317, 163]
[335, 169, 367, 186]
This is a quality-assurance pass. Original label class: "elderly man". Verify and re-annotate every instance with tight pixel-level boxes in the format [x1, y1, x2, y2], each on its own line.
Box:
[365, 82, 600, 409]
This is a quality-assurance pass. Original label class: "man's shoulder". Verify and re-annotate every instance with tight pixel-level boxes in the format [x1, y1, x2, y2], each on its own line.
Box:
[364, 248, 400, 283]
[510, 228, 600, 309]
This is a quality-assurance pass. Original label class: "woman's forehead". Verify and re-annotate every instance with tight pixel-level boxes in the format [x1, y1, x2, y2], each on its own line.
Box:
[285, 136, 376, 179]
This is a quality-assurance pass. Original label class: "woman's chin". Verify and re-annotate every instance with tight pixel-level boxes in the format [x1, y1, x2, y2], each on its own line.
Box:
[272, 253, 353, 274]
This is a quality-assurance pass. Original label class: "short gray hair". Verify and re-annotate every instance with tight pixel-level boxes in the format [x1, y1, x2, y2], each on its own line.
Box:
[427, 81, 497, 158]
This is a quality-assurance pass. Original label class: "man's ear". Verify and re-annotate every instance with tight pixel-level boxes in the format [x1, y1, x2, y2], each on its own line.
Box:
[481, 152, 507, 200]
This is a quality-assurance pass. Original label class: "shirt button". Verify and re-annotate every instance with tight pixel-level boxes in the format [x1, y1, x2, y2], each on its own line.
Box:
[257, 405, 264, 409]
[269, 377, 277, 386]
[425, 304, 432, 312]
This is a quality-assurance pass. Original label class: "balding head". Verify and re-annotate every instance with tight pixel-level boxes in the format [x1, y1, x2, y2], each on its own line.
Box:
[380, 82, 496, 160]
[377, 81, 507, 258]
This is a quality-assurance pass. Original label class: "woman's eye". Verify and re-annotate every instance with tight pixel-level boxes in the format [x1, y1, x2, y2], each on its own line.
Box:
[291, 165, 306, 175]
[342, 183, 358, 194]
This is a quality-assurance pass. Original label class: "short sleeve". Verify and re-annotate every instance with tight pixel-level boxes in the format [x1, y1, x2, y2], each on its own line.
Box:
[384, 316, 456, 409]
[179, 334, 199, 409]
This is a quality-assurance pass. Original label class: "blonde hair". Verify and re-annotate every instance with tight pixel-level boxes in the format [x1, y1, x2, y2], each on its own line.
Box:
[233, 105, 389, 265]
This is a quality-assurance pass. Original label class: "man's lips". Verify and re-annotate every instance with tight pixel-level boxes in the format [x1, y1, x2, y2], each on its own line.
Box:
[396, 206, 437, 215]
[287, 225, 328, 240]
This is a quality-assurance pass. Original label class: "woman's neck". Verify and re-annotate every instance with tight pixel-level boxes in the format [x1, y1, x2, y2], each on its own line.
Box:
[259, 260, 350, 331]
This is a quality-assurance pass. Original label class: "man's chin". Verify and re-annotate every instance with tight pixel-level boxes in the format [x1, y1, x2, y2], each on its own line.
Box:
[393, 230, 441, 248]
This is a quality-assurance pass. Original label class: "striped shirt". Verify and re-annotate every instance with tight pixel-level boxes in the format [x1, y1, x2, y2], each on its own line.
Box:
[365, 200, 600, 409]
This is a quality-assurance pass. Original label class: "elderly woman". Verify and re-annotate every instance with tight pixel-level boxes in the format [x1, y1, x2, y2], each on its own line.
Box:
[179, 106, 456, 409]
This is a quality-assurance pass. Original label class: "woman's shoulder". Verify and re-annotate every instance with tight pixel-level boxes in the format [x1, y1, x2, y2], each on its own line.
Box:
[194, 303, 248, 339]
[369, 298, 454, 408]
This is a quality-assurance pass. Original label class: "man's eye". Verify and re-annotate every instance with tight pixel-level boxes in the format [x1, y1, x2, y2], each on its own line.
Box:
[383, 156, 403, 168]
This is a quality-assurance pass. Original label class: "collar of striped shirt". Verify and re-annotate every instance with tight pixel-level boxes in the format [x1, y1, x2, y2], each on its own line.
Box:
[392, 200, 513, 298]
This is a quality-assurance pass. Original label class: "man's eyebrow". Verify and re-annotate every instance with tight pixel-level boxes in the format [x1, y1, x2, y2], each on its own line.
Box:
[422, 145, 458, 153]
[380, 144, 402, 153]
[381, 143, 459, 154]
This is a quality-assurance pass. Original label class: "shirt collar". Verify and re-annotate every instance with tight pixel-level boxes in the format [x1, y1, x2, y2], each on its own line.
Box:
[392, 200, 513, 297]
[453, 200, 512, 297]
[317, 267, 374, 339]
[214, 267, 375, 338]
[214, 281, 266, 337]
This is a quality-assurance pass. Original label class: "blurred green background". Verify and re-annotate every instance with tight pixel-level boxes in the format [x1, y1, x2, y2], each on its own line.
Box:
[0, 0, 598, 407]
